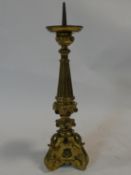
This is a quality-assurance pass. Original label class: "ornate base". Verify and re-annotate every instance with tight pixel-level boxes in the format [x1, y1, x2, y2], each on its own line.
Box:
[44, 127, 89, 171]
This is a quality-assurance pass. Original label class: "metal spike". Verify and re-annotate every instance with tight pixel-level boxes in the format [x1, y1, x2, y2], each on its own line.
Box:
[62, 2, 67, 26]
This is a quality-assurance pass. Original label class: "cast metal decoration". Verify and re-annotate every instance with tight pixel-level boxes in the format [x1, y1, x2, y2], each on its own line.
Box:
[44, 2, 89, 170]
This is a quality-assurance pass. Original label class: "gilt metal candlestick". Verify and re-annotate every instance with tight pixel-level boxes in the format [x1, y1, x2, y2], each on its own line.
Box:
[44, 2, 89, 170]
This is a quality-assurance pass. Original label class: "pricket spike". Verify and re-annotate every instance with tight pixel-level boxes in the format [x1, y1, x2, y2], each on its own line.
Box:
[62, 2, 67, 25]
[44, 2, 89, 171]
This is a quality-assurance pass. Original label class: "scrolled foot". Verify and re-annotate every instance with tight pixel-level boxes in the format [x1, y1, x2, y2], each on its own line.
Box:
[44, 132, 89, 171]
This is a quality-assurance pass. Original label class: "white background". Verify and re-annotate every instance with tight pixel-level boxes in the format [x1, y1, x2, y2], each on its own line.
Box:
[0, 0, 131, 174]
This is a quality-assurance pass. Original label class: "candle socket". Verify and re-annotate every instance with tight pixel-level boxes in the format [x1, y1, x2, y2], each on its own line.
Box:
[44, 2, 89, 171]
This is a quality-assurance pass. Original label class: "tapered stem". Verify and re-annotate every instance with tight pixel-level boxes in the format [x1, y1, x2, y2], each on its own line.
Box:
[56, 47, 74, 99]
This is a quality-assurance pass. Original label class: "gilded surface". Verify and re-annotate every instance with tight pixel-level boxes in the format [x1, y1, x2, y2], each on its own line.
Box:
[47, 25, 83, 33]
[44, 2, 89, 171]
[44, 128, 88, 170]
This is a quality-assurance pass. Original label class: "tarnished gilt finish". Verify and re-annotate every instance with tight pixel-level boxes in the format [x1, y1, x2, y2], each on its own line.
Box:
[44, 2, 89, 170]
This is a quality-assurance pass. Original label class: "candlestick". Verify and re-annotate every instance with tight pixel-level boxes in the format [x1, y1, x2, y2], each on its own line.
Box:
[44, 2, 89, 170]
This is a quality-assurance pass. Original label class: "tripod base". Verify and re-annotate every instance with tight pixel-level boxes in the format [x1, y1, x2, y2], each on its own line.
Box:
[44, 129, 89, 171]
